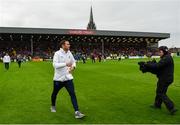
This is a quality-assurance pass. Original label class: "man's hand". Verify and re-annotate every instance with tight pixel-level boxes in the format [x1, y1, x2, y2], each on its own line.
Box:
[66, 62, 72, 67]
[68, 66, 75, 74]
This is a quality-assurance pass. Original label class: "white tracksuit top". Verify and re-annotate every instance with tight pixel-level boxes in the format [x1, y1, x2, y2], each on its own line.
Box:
[53, 48, 76, 82]
[3, 55, 11, 63]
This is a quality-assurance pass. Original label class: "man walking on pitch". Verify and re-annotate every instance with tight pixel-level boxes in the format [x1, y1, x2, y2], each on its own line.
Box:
[51, 40, 85, 119]
[3, 53, 11, 70]
[139, 46, 178, 115]
[17, 54, 23, 68]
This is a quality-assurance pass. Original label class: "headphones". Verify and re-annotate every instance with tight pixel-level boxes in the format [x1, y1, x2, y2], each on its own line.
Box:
[159, 46, 169, 55]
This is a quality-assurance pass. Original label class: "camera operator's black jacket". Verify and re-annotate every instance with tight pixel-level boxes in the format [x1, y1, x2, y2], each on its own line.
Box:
[146, 54, 174, 84]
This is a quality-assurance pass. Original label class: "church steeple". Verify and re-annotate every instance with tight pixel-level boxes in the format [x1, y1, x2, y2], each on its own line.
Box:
[87, 6, 96, 30]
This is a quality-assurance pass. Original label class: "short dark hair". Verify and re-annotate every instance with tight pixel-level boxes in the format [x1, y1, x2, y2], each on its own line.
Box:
[59, 40, 68, 47]
[159, 46, 169, 55]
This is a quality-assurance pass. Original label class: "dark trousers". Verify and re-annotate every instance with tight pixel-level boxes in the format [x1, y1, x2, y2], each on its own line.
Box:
[4, 63, 9, 70]
[154, 81, 174, 111]
[18, 61, 21, 68]
[82, 59, 86, 64]
[51, 80, 79, 111]
[92, 58, 95, 63]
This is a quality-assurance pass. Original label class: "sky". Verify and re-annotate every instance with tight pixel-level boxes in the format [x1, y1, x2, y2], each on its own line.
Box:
[0, 0, 180, 47]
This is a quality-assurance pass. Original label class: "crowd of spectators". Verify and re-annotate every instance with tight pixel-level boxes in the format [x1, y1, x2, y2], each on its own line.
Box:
[0, 41, 165, 61]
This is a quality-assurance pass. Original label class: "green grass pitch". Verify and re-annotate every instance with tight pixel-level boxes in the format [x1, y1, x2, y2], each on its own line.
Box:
[0, 58, 180, 124]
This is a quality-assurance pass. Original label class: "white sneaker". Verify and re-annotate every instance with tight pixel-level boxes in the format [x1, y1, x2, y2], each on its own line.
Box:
[50, 106, 56, 112]
[75, 111, 85, 119]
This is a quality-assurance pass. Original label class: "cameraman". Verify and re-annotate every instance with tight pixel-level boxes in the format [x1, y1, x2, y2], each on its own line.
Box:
[144, 46, 177, 115]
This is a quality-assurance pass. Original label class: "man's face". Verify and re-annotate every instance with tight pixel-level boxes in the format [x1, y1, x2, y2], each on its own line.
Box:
[62, 41, 70, 51]
[159, 50, 164, 57]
